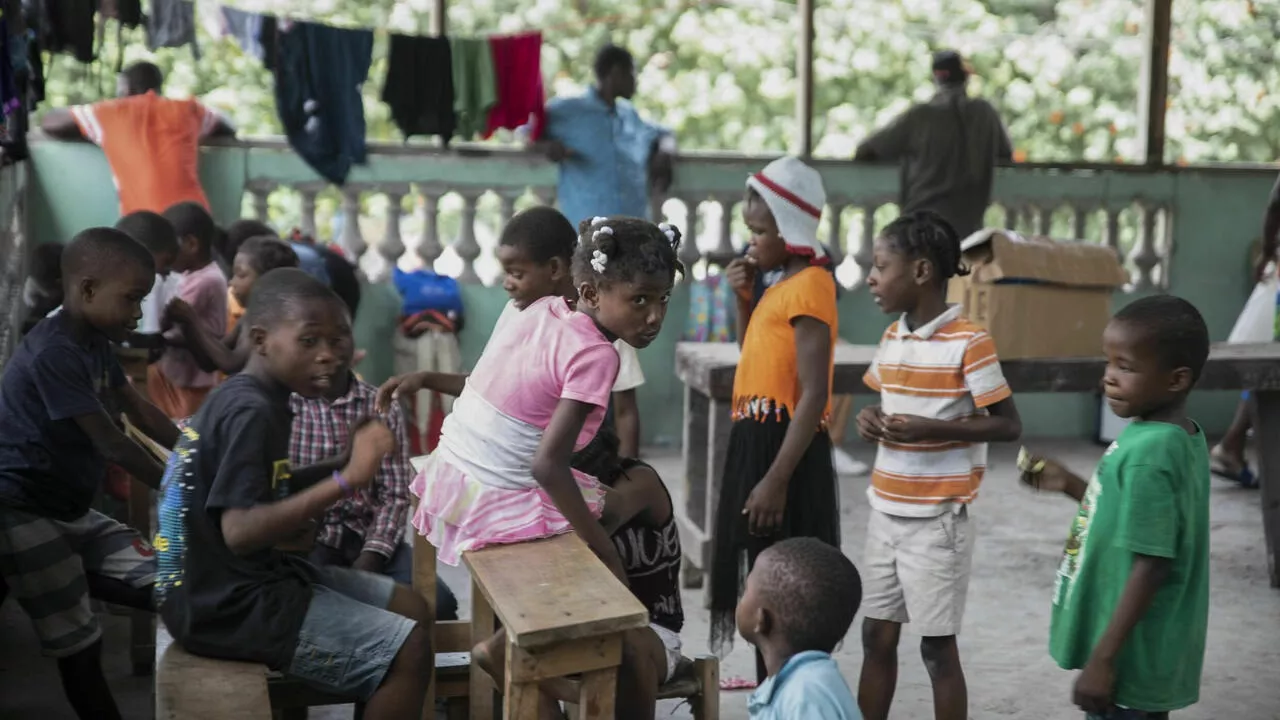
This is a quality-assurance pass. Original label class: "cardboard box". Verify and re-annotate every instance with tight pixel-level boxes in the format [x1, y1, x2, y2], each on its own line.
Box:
[946, 230, 1130, 359]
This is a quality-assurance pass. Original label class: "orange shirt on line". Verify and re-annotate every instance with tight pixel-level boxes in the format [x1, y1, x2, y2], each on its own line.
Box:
[71, 91, 219, 215]
[731, 265, 839, 427]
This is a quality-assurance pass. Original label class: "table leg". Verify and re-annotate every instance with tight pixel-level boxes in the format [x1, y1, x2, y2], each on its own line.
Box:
[577, 667, 618, 720]
[129, 479, 154, 676]
[1253, 391, 1280, 588]
[680, 386, 710, 589]
[470, 579, 496, 719]
[502, 636, 539, 719]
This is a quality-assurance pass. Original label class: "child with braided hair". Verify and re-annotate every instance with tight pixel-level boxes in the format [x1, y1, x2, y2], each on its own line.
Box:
[409, 215, 683, 718]
[856, 210, 1022, 720]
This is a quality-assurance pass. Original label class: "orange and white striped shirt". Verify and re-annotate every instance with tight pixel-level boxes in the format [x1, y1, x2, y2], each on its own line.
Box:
[863, 305, 1012, 517]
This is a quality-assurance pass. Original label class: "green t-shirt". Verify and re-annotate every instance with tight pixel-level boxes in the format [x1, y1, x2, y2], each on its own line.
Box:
[1048, 420, 1210, 712]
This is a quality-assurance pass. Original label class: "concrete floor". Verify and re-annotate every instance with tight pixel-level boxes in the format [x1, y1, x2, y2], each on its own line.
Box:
[3, 440, 1279, 719]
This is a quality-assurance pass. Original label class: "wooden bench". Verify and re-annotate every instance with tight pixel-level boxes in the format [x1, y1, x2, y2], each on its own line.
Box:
[463, 533, 649, 719]
[675, 341, 1280, 589]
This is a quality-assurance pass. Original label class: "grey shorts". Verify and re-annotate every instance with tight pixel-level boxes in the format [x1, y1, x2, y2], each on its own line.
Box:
[285, 565, 418, 701]
[0, 507, 155, 657]
[861, 506, 974, 637]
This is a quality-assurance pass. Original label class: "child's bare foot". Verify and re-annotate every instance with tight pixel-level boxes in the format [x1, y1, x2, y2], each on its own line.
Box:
[472, 639, 499, 683]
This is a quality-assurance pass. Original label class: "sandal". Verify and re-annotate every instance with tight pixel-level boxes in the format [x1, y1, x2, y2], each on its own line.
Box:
[1210, 444, 1256, 487]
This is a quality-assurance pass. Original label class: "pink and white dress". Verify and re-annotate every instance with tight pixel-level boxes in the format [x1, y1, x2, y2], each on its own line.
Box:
[411, 296, 620, 565]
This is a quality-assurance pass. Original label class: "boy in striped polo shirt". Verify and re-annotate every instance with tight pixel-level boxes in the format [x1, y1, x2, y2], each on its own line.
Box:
[854, 211, 1022, 720]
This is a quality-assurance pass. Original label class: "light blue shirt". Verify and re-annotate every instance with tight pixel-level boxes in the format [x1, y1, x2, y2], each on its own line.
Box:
[748, 651, 862, 720]
[543, 87, 667, 228]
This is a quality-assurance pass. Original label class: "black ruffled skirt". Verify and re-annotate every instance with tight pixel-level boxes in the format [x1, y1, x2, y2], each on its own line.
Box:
[708, 414, 841, 655]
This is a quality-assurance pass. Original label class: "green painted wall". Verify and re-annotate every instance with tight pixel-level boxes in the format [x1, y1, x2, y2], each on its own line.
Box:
[24, 140, 1278, 445]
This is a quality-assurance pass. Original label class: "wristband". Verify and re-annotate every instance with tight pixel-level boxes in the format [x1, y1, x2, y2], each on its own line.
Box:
[333, 471, 355, 498]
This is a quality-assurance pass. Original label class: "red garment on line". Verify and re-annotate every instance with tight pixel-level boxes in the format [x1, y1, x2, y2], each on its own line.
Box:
[484, 32, 545, 140]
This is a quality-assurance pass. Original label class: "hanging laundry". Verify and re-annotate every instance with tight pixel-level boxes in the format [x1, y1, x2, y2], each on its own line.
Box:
[449, 36, 496, 140]
[382, 34, 454, 142]
[43, 0, 95, 63]
[99, 0, 142, 28]
[221, 7, 264, 60]
[273, 20, 374, 186]
[0, 20, 20, 118]
[483, 32, 545, 140]
[147, 0, 199, 58]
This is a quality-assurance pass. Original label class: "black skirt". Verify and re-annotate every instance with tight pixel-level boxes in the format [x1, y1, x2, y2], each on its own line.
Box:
[708, 414, 841, 654]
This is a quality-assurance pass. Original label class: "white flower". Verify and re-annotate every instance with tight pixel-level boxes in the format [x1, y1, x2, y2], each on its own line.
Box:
[592, 226, 614, 242]
[590, 249, 608, 274]
[658, 222, 678, 245]
[591, 216, 610, 226]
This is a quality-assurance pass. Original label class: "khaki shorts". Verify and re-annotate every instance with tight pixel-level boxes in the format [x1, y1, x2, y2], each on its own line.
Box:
[861, 506, 974, 637]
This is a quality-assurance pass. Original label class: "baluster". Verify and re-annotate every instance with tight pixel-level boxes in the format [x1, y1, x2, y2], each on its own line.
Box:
[1104, 206, 1122, 254]
[1130, 202, 1161, 290]
[417, 186, 444, 269]
[367, 185, 408, 283]
[677, 197, 701, 281]
[1072, 206, 1090, 241]
[455, 191, 482, 284]
[711, 195, 735, 267]
[1003, 204, 1018, 232]
[298, 183, 322, 239]
[1036, 206, 1052, 237]
[248, 181, 272, 222]
[826, 201, 847, 266]
[339, 187, 367, 260]
[497, 190, 519, 228]
[854, 204, 876, 278]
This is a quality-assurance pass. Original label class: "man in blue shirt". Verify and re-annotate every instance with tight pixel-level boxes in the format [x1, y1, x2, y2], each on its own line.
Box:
[539, 45, 675, 228]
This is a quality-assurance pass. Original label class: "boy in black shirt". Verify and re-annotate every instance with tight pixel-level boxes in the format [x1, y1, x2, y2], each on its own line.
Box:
[154, 268, 432, 717]
[0, 227, 178, 720]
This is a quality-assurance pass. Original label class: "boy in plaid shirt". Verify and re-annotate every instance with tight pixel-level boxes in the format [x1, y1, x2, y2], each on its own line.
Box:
[290, 336, 459, 620]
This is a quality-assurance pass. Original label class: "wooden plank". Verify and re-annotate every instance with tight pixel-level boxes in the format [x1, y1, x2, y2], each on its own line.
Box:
[692, 657, 720, 720]
[463, 534, 648, 650]
[577, 667, 618, 720]
[503, 634, 540, 720]
[155, 626, 272, 720]
[506, 635, 621, 684]
[1253, 391, 1280, 588]
[469, 581, 496, 720]
[676, 341, 1280, 399]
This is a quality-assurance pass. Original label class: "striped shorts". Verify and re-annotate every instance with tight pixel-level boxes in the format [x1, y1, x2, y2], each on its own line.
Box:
[0, 507, 155, 657]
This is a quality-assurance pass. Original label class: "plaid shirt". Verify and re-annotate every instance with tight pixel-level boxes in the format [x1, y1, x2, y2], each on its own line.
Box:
[289, 374, 412, 559]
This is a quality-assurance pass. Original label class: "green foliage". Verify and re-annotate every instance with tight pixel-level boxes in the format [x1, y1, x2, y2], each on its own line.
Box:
[37, 0, 1280, 167]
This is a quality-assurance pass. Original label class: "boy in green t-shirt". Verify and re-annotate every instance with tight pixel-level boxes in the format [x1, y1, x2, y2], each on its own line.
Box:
[1020, 295, 1211, 720]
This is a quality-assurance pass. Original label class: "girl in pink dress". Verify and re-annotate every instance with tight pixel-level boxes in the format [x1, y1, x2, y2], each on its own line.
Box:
[409, 216, 682, 679]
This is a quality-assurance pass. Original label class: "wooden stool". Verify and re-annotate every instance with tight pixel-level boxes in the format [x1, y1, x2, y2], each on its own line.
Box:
[564, 655, 720, 720]
[464, 533, 648, 719]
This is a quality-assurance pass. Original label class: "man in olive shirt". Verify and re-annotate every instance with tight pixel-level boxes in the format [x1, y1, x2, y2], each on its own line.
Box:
[856, 50, 1012, 240]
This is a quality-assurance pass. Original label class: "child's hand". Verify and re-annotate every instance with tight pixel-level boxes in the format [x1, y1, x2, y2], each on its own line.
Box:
[1073, 658, 1114, 714]
[743, 475, 788, 537]
[375, 373, 425, 414]
[164, 298, 196, 326]
[856, 405, 886, 442]
[881, 414, 936, 444]
[726, 257, 757, 302]
[1018, 450, 1072, 494]
[344, 420, 395, 487]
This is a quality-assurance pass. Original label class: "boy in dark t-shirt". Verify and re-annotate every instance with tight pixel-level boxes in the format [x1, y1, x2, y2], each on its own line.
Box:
[154, 268, 432, 715]
[0, 228, 178, 720]
[1022, 296, 1211, 720]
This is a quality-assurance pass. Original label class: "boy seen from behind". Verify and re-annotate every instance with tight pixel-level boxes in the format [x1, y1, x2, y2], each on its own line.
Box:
[0, 228, 178, 720]
[154, 269, 432, 718]
[148, 201, 228, 419]
[737, 537, 863, 720]
[1022, 295, 1211, 720]
[856, 210, 1022, 720]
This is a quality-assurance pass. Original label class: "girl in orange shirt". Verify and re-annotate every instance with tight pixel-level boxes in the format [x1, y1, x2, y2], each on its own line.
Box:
[710, 157, 843, 679]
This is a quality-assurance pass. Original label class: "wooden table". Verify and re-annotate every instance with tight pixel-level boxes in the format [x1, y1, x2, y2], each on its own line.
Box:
[674, 341, 1280, 589]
